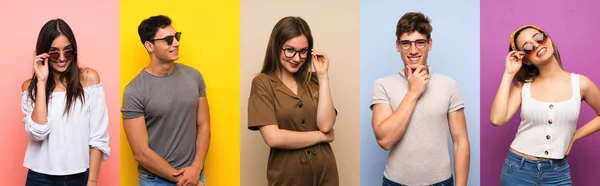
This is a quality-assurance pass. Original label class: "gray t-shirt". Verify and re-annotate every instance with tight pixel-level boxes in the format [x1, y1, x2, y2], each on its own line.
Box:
[121, 63, 206, 177]
[370, 68, 464, 185]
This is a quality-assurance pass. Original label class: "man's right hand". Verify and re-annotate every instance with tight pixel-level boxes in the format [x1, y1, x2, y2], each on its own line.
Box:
[406, 65, 429, 97]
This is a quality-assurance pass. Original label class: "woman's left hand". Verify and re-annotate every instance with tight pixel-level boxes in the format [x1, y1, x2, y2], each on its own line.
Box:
[565, 139, 575, 156]
[311, 49, 329, 76]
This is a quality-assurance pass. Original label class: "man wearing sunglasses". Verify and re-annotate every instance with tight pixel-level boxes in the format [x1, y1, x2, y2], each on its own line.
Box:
[121, 15, 209, 186]
[370, 12, 470, 186]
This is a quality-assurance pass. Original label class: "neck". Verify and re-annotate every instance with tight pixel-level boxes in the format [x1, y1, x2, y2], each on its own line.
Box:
[279, 69, 296, 84]
[147, 55, 175, 76]
[535, 57, 565, 80]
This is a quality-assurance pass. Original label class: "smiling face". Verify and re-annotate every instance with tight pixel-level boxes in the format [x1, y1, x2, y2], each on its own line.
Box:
[279, 34, 309, 75]
[515, 28, 554, 65]
[147, 25, 180, 63]
[397, 31, 432, 70]
[48, 34, 73, 73]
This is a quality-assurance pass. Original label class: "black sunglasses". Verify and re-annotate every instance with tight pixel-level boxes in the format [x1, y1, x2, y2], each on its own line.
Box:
[150, 32, 181, 45]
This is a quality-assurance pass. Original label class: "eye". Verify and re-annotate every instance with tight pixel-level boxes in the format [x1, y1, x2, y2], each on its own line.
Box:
[416, 40, 427, 45]
[285, 48, 295, 53]
[535, 34, 544, 42]
[299, 49, 308, 54]
[399, 41, 410, 45]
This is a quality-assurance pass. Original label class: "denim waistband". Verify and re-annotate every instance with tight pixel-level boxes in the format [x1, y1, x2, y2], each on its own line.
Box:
[506, 150, 568, 168]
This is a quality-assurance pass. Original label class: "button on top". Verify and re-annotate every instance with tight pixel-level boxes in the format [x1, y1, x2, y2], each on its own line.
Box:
[549, 104, 554, 109]
[301, 119, 305, 124]
[546, 135, 551, 140]
[298, 102, 303, 108]
[544, 151, 549, 155]
[548, 119, 553, 124]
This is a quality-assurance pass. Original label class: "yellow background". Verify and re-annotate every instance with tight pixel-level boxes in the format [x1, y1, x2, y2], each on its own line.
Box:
[119, 0, 240, 185]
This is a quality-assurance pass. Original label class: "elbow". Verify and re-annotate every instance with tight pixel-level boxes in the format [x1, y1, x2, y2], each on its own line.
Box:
[377, 138, 393, 151]
[132, 148, 149, 163]
[318, 124, 333, 134]
[263, 134, 281, 148]
[489, 117, 506, 126]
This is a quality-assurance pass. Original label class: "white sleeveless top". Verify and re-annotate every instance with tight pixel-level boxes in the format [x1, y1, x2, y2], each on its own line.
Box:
[510, 73, 581, 159]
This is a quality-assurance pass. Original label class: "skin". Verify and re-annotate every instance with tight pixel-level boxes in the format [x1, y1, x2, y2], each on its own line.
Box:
[22, 34, 104, 185]
[123, 25, 210, 186]
[490, 28, 600, 159]
[258, 34, 337, 149]
[371, 31, 470, 186]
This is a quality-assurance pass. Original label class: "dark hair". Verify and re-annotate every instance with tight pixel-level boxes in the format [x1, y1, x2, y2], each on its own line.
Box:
[395, 12, 433, 40]
[138, 15, 172, 44]
[509, 26, 563, 86]
[28, 18, 85, 115]
[260, 16, 318, 100]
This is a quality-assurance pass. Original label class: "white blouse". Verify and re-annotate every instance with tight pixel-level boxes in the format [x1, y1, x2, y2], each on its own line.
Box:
[21, 83, 110, 175]
[510, 73, 581, 159]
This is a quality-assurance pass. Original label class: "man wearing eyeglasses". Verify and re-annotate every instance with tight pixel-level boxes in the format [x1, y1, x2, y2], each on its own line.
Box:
[121, 15, 210, 186]
[370, 12, 470, 186]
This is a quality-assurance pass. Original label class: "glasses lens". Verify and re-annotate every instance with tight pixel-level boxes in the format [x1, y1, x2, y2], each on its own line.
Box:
[299, 49, 308, 59]
[175, 32, 181, 42]
[536, 34, 546, 44]
[416, 40, 427, 49]
[64, 50, 74, 59]
[523, 44, 535, 55]
[164, 36, 174, 45]
[400, 41, 410, 49]
[49, 52, 60, 60]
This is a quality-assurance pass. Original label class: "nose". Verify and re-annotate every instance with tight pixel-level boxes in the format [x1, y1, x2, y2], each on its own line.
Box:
[409, 44, 419, 54]
[292, 52, 301, 62]
[59, 52, 67, 61]
[172, 38, 180, 47]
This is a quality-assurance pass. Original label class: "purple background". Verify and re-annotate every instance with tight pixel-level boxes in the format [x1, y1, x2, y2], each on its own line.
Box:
[481, 0, 600, 185]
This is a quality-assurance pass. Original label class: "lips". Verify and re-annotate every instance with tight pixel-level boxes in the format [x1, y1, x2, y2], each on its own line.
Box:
[54, 61, 67, 68]
[169, 49, 179, 55]
[289, 61, 299, 68]
[408, 56, 421, 64]
[536, 47, 547, 57]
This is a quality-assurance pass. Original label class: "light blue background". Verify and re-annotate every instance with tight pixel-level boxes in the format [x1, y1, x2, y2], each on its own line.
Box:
[359, 0, 480, 185]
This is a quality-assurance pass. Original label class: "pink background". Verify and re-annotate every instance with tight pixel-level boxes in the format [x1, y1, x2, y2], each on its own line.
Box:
[481, 0, 600, 185]
[0, 1, 120, 185]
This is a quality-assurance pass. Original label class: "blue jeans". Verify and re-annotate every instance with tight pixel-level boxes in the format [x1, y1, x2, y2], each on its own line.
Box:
[383, 176, 453, 186]
[500, 151, 572, 186]
[139, 170, 206, 186]
[25, 169, 89, 186]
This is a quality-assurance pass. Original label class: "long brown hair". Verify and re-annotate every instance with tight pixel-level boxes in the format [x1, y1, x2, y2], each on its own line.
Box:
[509, 25, 563, 87]
[260, 16, 318, 100]
[28, 19, 85, 115]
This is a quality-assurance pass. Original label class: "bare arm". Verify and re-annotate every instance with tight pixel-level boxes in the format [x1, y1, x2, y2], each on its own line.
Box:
[84, 69, 109, 185]
[88, 149, 102, 185]
[192, 96, 211, 170]
[571, 75, 600, 144]
[371, 93, 419, 150]
[259, 125, 333, 149]
[489, 73, 522, 126]
[316, 75, 336, 133]
[448, 109, 470, 186]
[123, 117, 180, 182]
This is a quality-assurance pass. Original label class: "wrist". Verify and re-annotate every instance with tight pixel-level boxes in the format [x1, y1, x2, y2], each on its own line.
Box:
[316, 131, 323, 143]
[36, 81, 47, 87]
[405, 91, 421, 100]
[316, 73, 329, 80]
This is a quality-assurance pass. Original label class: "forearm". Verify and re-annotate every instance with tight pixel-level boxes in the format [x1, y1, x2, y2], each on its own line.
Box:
[490, 73, 514, 125]
[135, 149, 179, 182]
[32, 82, 48, 124]
[453, 138, 470, 186]
[374, 92, 419, 150]
[264, 129, 323, 149]
[192, 124, 210, 171]
[88, 148, 102, 184]
[316, 75, 335, 133]
[573, 116, 600, 142]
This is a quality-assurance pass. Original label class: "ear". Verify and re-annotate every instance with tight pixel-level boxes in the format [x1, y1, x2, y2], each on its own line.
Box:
[144, 41, 154, 53]
[428, 38, 433, 51]
[396, 40, 401, 52]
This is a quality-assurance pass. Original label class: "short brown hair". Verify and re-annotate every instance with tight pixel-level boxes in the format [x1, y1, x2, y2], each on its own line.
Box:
[395, 12, 432, 40]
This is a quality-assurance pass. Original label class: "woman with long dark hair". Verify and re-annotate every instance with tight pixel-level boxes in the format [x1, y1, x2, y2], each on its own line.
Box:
[21, 18, 110, 186]
[490, 25, 600, 185]
[247, 16, 339, 185]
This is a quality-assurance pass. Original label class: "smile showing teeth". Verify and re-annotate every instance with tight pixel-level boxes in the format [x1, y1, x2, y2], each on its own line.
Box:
[408, 56, 420, 61]
[537, 48, 546, 57]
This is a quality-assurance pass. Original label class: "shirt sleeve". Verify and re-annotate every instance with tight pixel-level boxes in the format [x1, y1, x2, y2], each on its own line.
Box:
[21, 91, 52, 141]
[448, 79, 465, 113]
[248, 75, 278, 131]
[195, 70, 207, 97]
[88, 83, 111, 161]
[121, 85, 145, 119]
[370, 79, 390, 110]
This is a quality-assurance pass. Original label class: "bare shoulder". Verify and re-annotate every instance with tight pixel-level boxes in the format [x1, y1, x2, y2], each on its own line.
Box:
[578, 74, 594, 88]
[21, 79, 32, 92]
[81, 68, 101, 87]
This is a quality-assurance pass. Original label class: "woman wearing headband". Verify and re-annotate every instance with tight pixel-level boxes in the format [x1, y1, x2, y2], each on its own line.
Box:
[489, 25, 600, 185]
[21, 18, 110, 185]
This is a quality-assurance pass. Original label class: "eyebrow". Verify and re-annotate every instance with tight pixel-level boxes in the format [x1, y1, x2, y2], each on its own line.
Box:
[283, 45, 308, 50]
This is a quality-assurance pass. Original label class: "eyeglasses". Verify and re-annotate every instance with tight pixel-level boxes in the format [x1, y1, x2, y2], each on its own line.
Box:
[522, 33, 547, 56]
[150, 32, 181, 45]
[281, 48, 308, 59]
[48, 49, 75, 61]
[398, 39, 429, 50]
